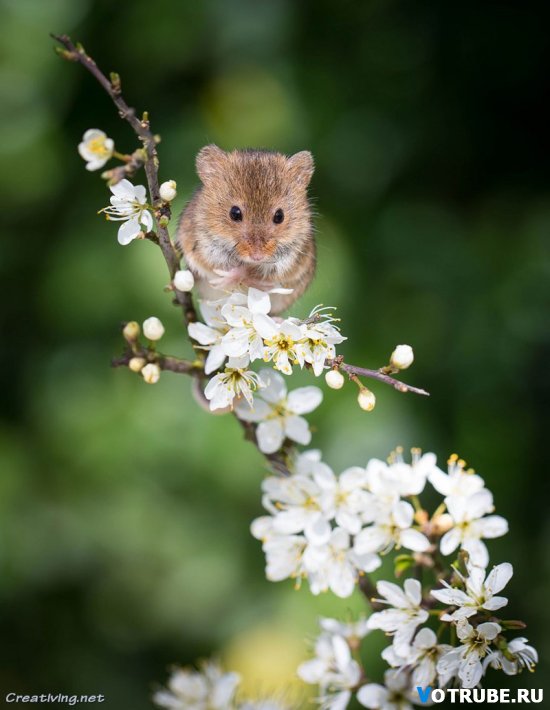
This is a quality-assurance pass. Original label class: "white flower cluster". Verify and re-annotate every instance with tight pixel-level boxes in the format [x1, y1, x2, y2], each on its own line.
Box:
[297, 617, 369, 709]
[252, 450, 432, 598]
[252, 448, 509, 598]
[188, 288, 346, 411]
[294, 451, 536, 708]
[153, 661, 289, 710]
[300, 570, 537, 709]
[79, 130, 180, 245]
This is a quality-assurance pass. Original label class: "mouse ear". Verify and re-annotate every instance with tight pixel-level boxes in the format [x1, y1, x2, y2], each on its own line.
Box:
[196, 145, 226, 183]
[287, 150, 314, 187]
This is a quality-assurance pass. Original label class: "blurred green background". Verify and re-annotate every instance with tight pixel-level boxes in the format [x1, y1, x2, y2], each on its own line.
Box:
[1, 0, 549, 707]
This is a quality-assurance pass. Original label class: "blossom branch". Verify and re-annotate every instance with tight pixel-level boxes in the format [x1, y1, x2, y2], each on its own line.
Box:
[101, 147, 146, 184]
[52, 33, 197, 326]
[111, 350, 203, 377]
[328, 356, 429, 397]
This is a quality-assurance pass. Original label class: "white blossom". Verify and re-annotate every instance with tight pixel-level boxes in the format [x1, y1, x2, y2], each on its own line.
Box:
[143, 316, 165, 341]
[255, 316, 304, 375]
[354, 500, 430, 556]
[428, 454, 485, 499]
[437, 619, 501, 688]
[234, 370, 322, 454]
[382, 627, 454, 689]
[204, 357, 264, 411]
[153, 661, 240, 710]
[260, 468, 329, 544]
[174, 269, 195, 292]
[314, 464, 371, 535]
[357, 670, 414, 710]
[221, 288, 274, 362]
[254, 527, 307, 583]
[298, 632, 361, 710]
[366, 449, 435, 502]
[188, 299, 232, 375]
[295, 306, 346, 376]
[78, 128, 114, 170]
[367, 579, 429, 655]
[431, 561, 512, 621]
[100, 178, 154, 245]
[319, 616, 370, 644]
[483, 637, 538, 675]
[440, 489, 508, 567]
[390, 344, 414, 370]
[159, 179, 177, 202]
[303, 527, 381, 598]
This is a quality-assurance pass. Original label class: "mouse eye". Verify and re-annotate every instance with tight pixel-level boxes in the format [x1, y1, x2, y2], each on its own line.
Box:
[229, 205, 243, 221]
[273, 208, 284, 224]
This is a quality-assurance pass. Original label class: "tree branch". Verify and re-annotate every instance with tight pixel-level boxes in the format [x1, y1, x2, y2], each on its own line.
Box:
[328, 357, 429, 397]
[112, 350, 203, 376]
[53, 35, 427, 487]
[52, 33, 197, 326]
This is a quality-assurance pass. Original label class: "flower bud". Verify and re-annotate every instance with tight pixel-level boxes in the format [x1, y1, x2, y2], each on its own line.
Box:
[173, 269, 195, 292]
[357, 388, 376, 411]
[431, 513, 454, 535]
[159, 180, 177, 202]
[143, 316, 165, 341]
[325, 369, 344, 390]
[123, 321, 140, 341]
[141, 363, 160, 384]
[128, 357, 146, 373]
[390, 344, 414, 370]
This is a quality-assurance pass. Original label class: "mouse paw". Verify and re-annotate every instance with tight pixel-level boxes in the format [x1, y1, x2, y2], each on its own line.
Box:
[208, 267, 247, 291]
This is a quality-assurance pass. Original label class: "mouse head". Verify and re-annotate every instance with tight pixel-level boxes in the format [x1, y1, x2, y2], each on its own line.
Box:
[195, 145, 314, 266]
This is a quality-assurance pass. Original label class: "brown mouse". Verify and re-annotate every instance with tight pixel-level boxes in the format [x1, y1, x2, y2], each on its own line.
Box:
[176, 145, 316, 314]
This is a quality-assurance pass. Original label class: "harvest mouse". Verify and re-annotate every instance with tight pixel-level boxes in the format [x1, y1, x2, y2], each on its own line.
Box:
[176, 145, 316, 314]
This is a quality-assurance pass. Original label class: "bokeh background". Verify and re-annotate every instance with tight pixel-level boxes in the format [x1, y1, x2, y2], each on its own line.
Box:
[1, 0, 549, 707]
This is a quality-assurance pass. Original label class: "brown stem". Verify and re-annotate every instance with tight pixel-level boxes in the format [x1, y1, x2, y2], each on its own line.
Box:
[112, 350, 203, 376]
[52, 33, 197, 326]
[101, 148, 146, 184]
[328, 356, 429, 396]
[236, 418, 292, 476]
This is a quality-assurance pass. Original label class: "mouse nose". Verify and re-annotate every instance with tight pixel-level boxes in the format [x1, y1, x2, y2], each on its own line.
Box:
[246, 233, 266, 262]
[249, 250, 265, 262]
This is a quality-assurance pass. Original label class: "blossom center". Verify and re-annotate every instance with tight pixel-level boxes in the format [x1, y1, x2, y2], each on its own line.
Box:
[88, 137, 110, 156]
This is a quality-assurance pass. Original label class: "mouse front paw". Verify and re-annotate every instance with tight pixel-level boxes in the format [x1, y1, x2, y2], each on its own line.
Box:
[208, 267, 248, 291]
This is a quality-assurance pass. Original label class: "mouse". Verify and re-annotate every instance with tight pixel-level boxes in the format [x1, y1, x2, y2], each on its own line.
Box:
[176, 145, 316, 314]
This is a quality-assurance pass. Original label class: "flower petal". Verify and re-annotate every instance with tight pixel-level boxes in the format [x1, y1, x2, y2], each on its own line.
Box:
[257, 369, 287, 403]
[356, 683, 388, 709]
[117, 217, 141, 245]
[284, 415, 311, 445]
[484, 562, 513, 595]
[399, 528, 431, 552]
[248, 287, 271, 315]
[256, 419, 285, 454]
[287, 386, 323, 414]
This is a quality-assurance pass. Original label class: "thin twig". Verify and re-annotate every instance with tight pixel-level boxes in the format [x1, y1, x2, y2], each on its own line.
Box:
[112, 351, 203, 376]
[328, 357, 429, 396]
